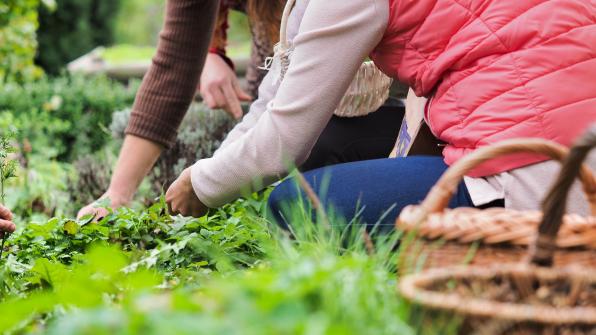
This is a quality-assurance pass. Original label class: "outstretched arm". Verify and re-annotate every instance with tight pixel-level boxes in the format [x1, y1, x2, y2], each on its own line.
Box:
[77, 0, 219, 219]
[168, 0, 389, 213]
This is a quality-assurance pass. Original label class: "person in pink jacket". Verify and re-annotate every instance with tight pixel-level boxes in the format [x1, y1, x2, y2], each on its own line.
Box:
[162, 0, 595, 229]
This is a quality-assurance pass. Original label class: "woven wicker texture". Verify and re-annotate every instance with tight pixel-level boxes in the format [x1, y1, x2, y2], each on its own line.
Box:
[396, 138, 596, 270]
[399, 265, 596, 334]
[398, 128, 596, 334]
[277, 0, 393, 118]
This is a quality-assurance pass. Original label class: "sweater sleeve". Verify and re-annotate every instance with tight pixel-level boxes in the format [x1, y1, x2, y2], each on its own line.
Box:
[214, 63, 278, 154]
[125, 0, 219, 148]
[191, 0, 390, 207]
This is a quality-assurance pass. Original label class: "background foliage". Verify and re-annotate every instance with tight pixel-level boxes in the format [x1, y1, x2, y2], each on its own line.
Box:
[0, 74, 138, 161]
[113, 0, 165, 47]
[0, 0, 52, 83]
[35, 0, 120, 74]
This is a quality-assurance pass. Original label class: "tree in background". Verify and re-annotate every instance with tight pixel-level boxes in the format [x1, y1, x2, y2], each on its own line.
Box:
[113, 0, 165, 47]
[0, 0, 54, 83]
[35, 0, 120, 74]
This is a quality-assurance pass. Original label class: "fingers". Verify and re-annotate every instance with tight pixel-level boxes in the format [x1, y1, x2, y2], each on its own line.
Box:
[0, 219, 16, 234]
[167, 201, 205, 218]
[76, 205, 93, 220]
[76, 204, 109, 222]
[201, 76, 251, 120]
[203, 81, 243, 119]
[221, 85, 243, 120]
[165, 179, 179, 215]
[165, 169, 208, 218]
[233, 80, 253, 102]
[201, 89, 219, 110]
[165, 178, 189, 216]
[0, 205, 13, 221]
[203, 84, 227, 110]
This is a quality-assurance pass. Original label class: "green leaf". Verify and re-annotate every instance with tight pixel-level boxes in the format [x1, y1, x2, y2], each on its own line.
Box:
[63, 220, 78, 235]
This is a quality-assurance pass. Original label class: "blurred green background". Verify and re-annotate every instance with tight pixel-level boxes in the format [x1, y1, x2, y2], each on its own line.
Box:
[35, 0, 252, 75]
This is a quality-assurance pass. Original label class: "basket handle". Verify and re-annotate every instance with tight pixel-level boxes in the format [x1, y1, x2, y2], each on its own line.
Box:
[279, 0, 296, 51]
[416, 138, 596, 220]
[530, 126, 596, 267]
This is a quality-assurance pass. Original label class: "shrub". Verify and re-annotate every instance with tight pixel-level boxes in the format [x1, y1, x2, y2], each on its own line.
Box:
[36, 0, 120, 74]
[0, 74, 139, 161]
[0, 0, 51, 83]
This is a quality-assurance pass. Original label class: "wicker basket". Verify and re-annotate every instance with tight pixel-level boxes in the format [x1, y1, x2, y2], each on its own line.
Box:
[396, 138, 596, 272]
[398, 128, 596, 334]
[275, 0, 393, 118]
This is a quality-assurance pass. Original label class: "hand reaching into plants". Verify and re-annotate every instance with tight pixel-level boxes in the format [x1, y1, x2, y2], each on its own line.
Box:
[166, 168, 208, 217]
[77, 135, 164, 220]
[76, 192, 129, 221]
[199, 53, 252, 120]
[0, 204, 15, 237]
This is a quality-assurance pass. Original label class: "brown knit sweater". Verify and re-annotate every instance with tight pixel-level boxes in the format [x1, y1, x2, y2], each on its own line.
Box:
[125, 0, 219, 148]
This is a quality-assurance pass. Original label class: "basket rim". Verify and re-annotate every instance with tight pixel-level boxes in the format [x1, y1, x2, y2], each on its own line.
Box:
[399, 264, 596, 325]
[397, 206, 596, 249]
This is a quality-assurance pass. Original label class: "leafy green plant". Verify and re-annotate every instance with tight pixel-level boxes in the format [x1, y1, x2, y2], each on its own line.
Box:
[0, 74, 139, 161]
[0, 190, 461, 334]
[0, 245, 162, 333]
[1, 194, 269, 295]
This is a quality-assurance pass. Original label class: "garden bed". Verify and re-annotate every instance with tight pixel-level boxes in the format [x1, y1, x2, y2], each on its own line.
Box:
[0, 74, 457, 334]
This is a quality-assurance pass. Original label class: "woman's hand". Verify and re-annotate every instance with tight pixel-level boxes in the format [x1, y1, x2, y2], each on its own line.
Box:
[199, 53, 252, 120]
[76, 135, 164, 221]
[0, 204, 15, 237]
[166, 168, 208, 217]
[76, 191, 131, 221]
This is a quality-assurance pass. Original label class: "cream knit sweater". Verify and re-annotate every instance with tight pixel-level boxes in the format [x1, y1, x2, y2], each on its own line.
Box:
[191, 0, 389, 207]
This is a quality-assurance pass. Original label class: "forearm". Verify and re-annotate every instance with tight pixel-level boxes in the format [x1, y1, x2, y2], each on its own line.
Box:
[105, 135, 163, 204]
[214, 68, 279, 154]
[192, 0, 390, 207]
[126, 0, 219, 148]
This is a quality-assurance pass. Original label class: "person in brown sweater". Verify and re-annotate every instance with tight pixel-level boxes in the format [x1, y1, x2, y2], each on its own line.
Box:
[78, 0, 219, 218]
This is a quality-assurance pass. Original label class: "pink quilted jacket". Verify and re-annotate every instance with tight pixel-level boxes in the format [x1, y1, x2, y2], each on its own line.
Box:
[371, 0, 596, 177]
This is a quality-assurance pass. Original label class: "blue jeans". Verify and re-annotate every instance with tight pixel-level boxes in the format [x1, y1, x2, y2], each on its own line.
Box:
[267, 156, 476, 231]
